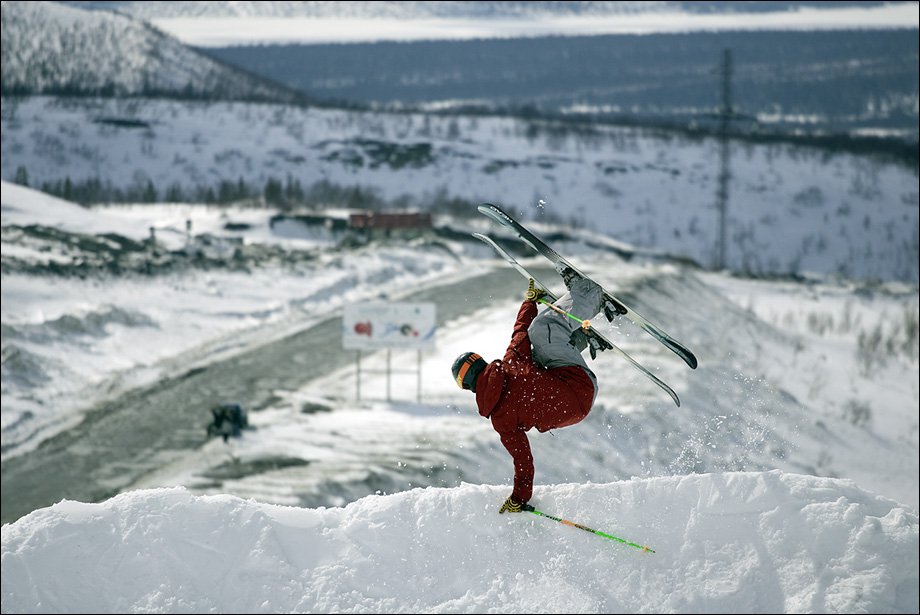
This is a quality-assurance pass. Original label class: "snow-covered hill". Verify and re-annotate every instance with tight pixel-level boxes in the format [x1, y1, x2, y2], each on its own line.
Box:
[0, 1, 301, 101]
[3, 179, 918, 522]
[2, 473, 917, 613]
[3, 96, 917, 282]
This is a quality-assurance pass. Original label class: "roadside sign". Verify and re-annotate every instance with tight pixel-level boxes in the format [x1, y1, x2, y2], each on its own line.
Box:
[343, 302, 436, 350]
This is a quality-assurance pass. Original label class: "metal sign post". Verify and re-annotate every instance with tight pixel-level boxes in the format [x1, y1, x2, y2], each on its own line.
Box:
[356, 350, 362, 401]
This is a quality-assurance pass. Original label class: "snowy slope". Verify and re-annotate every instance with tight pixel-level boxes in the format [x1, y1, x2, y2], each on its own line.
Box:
[3, 180, 918, 522]
[3, 97, 917, 282]
[1, 473, 917, 613]
[0, 180, 462, 459]
[0, 1, 301, 101]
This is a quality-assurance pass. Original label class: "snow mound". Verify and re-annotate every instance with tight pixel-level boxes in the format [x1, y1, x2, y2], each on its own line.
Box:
[2, 471, 917, 613]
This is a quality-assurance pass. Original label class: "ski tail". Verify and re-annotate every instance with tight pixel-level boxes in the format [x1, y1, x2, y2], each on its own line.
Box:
[622, 307, 698, 370]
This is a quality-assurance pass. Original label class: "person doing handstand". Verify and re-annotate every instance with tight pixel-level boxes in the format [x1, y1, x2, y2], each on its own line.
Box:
[451, 269, 604, 513]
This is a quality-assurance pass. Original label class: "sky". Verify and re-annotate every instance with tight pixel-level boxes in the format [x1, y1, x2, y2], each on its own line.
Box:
[146, 3, 920, 46]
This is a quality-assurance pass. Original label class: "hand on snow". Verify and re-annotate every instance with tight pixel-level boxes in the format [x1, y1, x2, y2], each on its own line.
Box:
[499, 496, 532, 514]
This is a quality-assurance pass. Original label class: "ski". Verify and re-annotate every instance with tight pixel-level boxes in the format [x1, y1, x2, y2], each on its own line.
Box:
[478, 203, 698, 370]
[474, 232, 681, 407]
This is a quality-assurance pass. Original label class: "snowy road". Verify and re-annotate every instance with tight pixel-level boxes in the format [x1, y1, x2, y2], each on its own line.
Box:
[0, 265, 548, 524]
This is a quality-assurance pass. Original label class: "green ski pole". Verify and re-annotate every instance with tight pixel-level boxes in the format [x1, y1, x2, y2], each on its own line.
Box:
[537, 298, 592, 330]
[523, 505, 655, 553]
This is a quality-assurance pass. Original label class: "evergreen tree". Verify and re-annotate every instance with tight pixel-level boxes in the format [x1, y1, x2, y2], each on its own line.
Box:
[13, 166, 29, 186]
[264, 177, 283, 206]
[143, 180, 157, 203]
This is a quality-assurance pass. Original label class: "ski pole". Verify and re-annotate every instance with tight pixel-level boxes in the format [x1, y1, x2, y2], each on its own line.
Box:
[537, 298, 591, 331]
[524, 506, 655, 553]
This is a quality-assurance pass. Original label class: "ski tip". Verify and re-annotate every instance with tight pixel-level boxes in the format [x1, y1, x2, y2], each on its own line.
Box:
[478, 203, 494, 216]
[655, 333, 697, 369]
[478, 203, 515, 227]
[665, 388, 680, 407]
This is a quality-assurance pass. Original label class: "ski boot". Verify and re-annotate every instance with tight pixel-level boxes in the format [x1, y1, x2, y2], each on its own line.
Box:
[603, 298, 628, 322]
[555, 264, 581, 289]
[569, 328, 612, 360]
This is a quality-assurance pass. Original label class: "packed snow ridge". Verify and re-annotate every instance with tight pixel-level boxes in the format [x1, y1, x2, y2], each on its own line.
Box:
[2, 471, 917, 613]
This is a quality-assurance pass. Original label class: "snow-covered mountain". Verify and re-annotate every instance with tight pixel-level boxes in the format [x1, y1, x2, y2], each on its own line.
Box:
[0, 1, 302, 101]
[2, 474, 917, 613]
[3, 96, 917, 282]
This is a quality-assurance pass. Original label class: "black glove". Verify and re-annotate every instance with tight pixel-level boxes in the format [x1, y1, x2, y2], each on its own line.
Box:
[525, 278, 547, 303]
[499, 496, 533, 514]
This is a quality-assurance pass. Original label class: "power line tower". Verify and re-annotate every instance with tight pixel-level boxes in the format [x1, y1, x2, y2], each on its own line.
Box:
[716, 48, 733, 270]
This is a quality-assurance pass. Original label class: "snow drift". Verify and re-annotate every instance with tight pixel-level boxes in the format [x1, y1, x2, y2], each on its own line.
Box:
[2, 471, 917, 614]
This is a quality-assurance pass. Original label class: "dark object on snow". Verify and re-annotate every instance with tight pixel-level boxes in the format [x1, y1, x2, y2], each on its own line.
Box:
[207, 402, 248, 442]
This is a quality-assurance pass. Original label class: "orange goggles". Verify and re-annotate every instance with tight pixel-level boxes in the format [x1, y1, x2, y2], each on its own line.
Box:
[455, 353, 483, 388]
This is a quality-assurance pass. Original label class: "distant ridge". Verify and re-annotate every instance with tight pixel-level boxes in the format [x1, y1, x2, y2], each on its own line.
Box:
[0, 1, 305, 102]
[59, 1, 897, 20]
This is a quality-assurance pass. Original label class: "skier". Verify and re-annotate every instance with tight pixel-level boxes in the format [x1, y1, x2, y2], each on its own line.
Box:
[451, 269, 604, 514]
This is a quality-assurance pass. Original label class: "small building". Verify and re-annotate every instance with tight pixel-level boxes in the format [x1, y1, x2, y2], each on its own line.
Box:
[348, 211, 433, 240]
